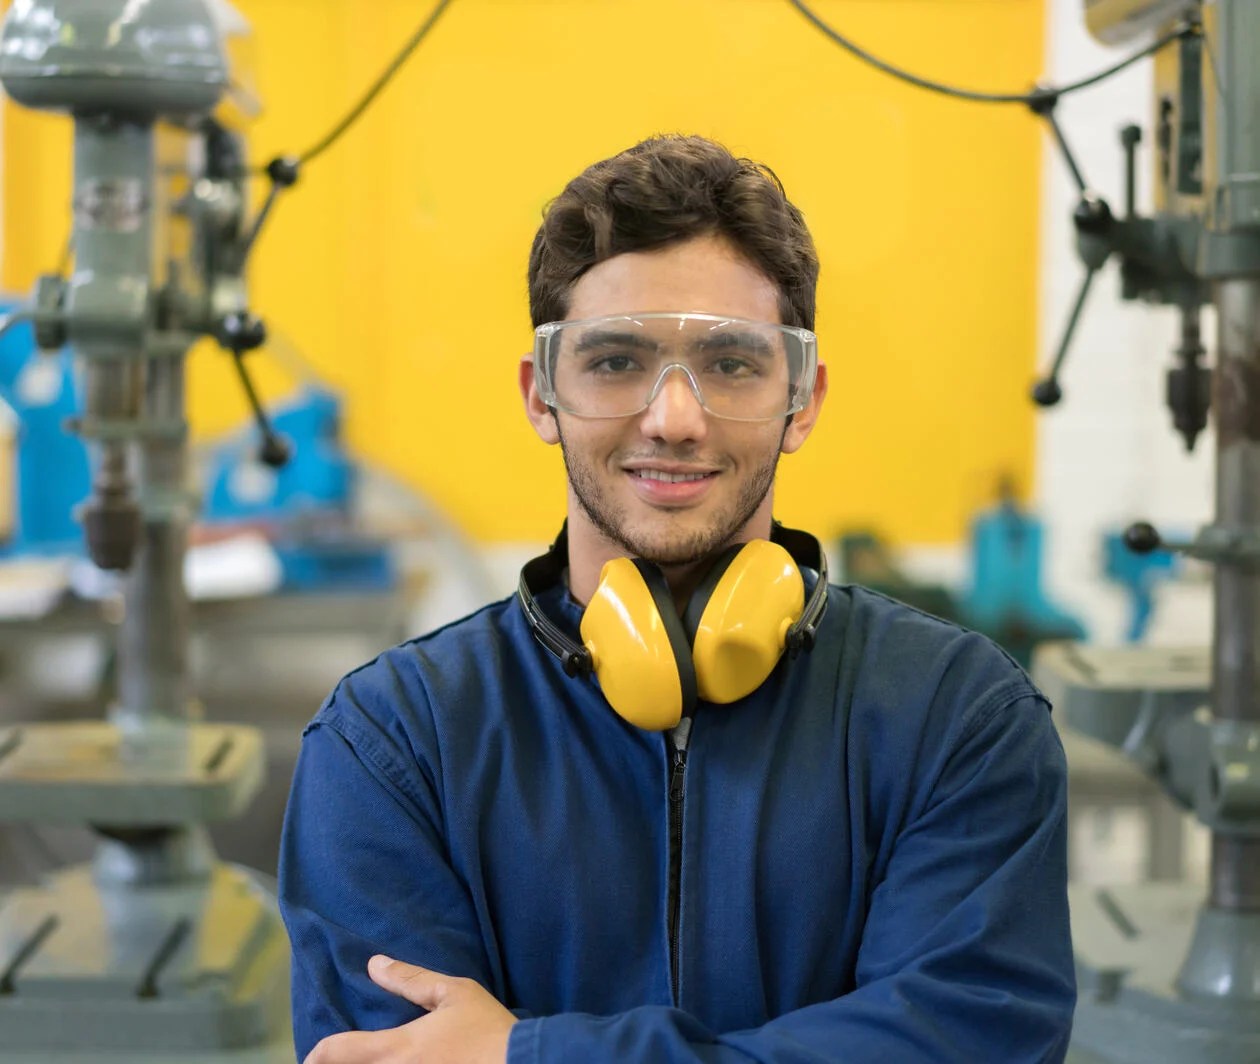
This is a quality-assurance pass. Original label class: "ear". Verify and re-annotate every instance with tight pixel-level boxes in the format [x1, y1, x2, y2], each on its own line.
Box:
[520, 354, 560, 445]
[782, 362, 827, 455]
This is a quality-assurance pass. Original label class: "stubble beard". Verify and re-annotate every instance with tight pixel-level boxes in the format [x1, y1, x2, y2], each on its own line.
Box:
[556, 424, 782, 568]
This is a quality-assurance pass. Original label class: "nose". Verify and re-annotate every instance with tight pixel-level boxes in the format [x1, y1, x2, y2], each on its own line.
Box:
[638, 365, 708, 445]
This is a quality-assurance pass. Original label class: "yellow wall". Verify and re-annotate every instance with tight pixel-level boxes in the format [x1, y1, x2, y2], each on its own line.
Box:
[2, 0, 1046, 546]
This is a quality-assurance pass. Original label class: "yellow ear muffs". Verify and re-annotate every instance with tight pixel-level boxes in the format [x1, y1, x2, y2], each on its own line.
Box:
[579, 557, 697, 731]
[683, 540, 805, 704]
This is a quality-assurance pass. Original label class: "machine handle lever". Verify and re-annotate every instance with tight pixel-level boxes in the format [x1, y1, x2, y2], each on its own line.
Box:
[1032, 266, 1098, 407]
[1032, 93, 1091, 197]
[1124, 521, 1199, 558]
[240, 157, 300, 262]
[219, 313, 292, 469]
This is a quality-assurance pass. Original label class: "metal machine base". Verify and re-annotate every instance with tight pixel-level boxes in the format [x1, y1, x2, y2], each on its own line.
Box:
[1066, 882, 1260, 1063]
[1031, 643, 1208, 747]
[0, 863, 290, 1055]
[0, 722, 266, 825]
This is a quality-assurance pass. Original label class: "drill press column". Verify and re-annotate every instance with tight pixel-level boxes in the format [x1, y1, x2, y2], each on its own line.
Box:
[1210, 278, 1260, 916]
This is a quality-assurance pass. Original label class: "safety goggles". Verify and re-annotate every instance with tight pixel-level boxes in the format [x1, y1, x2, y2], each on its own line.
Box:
[533, 313, 818, 423]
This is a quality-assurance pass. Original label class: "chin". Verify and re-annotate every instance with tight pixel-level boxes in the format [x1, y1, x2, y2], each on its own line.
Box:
[619, 513, 734, 567]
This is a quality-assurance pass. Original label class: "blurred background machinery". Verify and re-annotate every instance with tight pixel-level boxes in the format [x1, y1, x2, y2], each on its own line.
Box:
[0, 0, 1250, 1060]
[0, 2, 487, 1060]
[0, 0, 298, 1054]
[0, 1, 494, 891]
[1026, 1, 1260, 1060]
[837, 475, 1089, 669]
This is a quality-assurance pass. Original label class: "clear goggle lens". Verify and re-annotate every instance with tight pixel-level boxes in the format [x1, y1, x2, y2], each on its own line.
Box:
[533, 313, 818, 422]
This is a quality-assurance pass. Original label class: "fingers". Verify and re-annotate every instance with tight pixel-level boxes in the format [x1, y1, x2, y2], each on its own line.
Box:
[303, 1029, 383, 1064]
[367, 954, 461, 1010]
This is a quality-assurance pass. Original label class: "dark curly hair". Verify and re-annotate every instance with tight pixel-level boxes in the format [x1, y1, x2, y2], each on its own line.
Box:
[528, 135, 819, 330]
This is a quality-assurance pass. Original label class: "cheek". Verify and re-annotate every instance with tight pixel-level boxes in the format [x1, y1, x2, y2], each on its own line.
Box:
[560, 422, 625, 467]
[728, 428, 783, 465]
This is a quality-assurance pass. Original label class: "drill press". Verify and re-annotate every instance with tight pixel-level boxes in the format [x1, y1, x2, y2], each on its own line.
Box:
[0, 2, 294, 1058]
[1031, 2, 1260, 1060]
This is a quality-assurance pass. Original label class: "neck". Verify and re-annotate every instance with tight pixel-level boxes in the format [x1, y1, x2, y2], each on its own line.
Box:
[564, 491, 775, 610]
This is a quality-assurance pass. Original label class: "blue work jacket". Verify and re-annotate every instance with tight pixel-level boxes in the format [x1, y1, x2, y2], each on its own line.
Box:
[278, 580, 1076, 1062]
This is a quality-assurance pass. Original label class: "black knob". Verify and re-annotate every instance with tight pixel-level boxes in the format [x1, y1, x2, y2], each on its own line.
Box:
[258, 434, 292, 469]
[1073, 196, 1113, 235]
[1120, 124, 1142, 149]
[222, 313, 267, 353]
[80, 495, 141, 571]
[1027, 87, 1059, 117]
[1123, 521, 1161, 554]
[266, 156, 301, 188]
[1031, 379, 1062, 407]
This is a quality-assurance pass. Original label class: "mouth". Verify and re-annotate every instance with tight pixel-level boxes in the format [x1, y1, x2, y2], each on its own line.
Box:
[624, 467, 720, 505]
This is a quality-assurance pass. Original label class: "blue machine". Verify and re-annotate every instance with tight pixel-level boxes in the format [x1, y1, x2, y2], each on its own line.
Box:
[0, 296, 393, 593]
[0, 298, 90, 557]
[961, 491, 1088, 666]
[201, 386, 396, 592]
[840, 487, 1088, 669]
[1103, 529, 1178, 642]
[205, 387, 353, 522]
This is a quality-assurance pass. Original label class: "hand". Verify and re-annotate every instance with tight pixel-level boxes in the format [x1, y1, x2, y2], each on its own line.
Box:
[303, 955, 517, 1064]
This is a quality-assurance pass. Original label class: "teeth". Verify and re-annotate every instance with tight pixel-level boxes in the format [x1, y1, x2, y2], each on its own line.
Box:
[634, 470, 710, 483]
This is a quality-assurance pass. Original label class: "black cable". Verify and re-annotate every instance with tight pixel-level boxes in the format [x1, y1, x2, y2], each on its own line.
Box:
[295, 0, 455, 168]
[786, 0, 1194, 105]
[240, 0, 454, 252]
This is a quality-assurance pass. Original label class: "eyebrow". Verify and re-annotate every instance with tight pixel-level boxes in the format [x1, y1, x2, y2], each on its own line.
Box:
[569, 328, 776, 358]
[693, 330, 775, 357]
[572, 330, 661, 355]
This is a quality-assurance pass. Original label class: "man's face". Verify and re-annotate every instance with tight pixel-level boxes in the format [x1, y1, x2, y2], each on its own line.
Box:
[522, 233, 825, 567]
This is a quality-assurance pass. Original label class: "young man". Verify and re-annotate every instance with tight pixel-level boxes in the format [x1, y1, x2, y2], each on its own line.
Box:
[279, 135, 1076, 1064]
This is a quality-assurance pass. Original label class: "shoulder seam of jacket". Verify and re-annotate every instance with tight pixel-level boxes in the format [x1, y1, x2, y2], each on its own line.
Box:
[306, 708, 433, 817]
[956, 676, 1051, 750]
[914, 679, 1055, 822]
[317, 594, 518, 706]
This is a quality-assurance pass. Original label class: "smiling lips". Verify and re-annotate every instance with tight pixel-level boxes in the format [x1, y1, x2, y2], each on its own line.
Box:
[625, 466, 719, 504]
[632, 470, 712, 483]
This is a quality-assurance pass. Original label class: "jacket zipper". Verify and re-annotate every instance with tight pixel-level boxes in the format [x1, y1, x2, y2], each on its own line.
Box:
[667, 718, 692, 1007]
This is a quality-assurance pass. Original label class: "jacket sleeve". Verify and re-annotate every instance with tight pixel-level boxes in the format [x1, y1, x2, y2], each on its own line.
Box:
[278, 706, 521, 1063]
[506, 693, 1077, 1064]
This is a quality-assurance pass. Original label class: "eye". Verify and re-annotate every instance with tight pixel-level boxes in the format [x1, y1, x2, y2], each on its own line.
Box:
[589, 354, 643, 374]
[710, 356, 758, 377]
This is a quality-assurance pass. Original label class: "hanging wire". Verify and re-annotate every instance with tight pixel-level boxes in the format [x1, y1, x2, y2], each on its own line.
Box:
[294, 0, 455, 169]
[785, 0, 1195, 105]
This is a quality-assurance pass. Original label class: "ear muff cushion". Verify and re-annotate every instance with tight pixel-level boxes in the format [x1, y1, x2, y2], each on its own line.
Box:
[690, 540, 805, 704]
[578, 557, 696, 730]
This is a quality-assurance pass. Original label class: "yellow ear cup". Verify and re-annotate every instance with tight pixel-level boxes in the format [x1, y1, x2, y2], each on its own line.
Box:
[579, 557, 696, 730]
[689, 540, 805, 704]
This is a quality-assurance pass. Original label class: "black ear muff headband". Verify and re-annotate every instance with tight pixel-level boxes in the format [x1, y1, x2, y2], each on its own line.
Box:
[769, 521, 829, 655]
[517, 524, 591, 676]
[517, 521, 829, 675]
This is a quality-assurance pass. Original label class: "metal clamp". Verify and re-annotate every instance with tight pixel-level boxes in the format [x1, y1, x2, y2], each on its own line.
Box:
[1163, 711, 1260, 836]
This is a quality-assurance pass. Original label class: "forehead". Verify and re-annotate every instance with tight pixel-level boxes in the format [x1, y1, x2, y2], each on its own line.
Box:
[564, 234, 782, 324]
